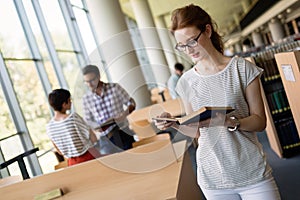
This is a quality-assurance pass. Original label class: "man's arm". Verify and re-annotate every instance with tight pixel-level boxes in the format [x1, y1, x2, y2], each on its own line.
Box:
[128, 97, 136, 113]
[82, 96, 98, 127]
[89, 129, 98, 143]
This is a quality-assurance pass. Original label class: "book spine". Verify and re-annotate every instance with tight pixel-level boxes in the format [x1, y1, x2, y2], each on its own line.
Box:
[266, 94, 275, 114]
[272, 91, 283, 113]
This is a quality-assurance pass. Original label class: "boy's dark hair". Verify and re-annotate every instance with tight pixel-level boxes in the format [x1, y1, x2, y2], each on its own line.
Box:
[82, 65, 100, 77]
[174, 63, 184, 72]
[48, 89, 70, 111]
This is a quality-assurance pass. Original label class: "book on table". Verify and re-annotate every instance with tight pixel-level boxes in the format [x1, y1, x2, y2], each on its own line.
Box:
[94, 118, 116, 131]
[152, 106, 234, 125]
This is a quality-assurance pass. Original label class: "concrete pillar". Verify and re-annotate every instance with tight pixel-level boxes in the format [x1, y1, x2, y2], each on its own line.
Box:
[241, 0, 250, 13]
[233, 13, 240, 26]
[234, 42, 242, 53]
[251, 31, 264, 47]
[130, 0, 170, 88]
[154, 15, 177, 72]
[268, 18, 285, 43]
[85, 0, 151, 108]
[292, 20, 299, 34]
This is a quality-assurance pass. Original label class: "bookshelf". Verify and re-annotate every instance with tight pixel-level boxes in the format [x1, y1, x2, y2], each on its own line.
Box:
[274, 50, 300, 152]
[245, 40, 300, 158]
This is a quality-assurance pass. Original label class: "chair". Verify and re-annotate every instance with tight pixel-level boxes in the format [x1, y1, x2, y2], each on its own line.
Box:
[129, 119, 157, 140]
[53, 150, 68, 170]
[127, 105, 152, 123]
[150, 88, 172, 104]
[132, 133, 171, 148]
[54, 160, 68, 170]
[0, 147, 39, 180]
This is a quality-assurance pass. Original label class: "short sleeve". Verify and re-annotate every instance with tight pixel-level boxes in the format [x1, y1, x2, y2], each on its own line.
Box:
[114, 83, 131, 106]
[175, 70, 194, 102]
[242, 58, 263, 87]
[73, 112, 90, 139]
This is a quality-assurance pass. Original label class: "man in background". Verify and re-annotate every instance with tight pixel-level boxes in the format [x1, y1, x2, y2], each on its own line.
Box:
[82, 65, 136, 154]
[167, 63, 185, 99]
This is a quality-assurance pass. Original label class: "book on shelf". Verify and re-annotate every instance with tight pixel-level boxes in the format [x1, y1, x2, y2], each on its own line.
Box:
[152, 106, 234, 125]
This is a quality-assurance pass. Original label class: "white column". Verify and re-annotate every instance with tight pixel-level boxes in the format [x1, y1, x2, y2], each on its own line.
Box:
[154, 15, 177, 72]
[234, 43, 242, 53]
[251, 31, 264, 47]
[241, 0, 250, 13]
[130, 0, 170, 88]
[85, 0, 151, 108]
[268, 18, 285, 43]
[233, 13, 240, 26]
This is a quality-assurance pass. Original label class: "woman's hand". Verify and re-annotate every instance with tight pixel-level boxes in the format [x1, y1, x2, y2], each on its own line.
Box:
[153, 112, 177, 130]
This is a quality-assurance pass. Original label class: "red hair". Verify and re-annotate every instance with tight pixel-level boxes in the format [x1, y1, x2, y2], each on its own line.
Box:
[171, 4, 224, 53]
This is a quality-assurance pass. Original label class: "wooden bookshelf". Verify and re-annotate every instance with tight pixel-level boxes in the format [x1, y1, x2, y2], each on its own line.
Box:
[246, 42, 300, 158]
[274, 51, 300, 152]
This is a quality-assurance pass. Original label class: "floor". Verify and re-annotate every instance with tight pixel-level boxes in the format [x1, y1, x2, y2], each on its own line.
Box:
[257, 131, 300, 200]
[171, 130, 300, 200]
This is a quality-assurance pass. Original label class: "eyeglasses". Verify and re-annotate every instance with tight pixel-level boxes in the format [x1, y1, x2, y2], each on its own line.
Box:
[84, 76, 98, 84]
[175, 31, 202, 52]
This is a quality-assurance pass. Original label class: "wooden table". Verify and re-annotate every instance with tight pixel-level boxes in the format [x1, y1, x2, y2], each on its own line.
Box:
[0, 140, 201, 200]
[127, 98, 186, 139]
[128, 98, 186, 123]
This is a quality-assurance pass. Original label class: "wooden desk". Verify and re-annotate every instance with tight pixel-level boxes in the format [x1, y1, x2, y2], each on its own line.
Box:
[127, 98, 185, 123]
[127, 98, 186, 139]
[155, 98, 185, 117]
[0, 140, 201, 200]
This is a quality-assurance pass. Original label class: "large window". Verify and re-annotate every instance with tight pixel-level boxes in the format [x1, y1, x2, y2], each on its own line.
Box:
[0, 1, 31, 58]
[0, 85, 15, 139]
[5, 61, 51, 150]
[71, 0, 108, 82]
[23, 0, 60, 89]
[0, 0, 45, 176]
[0, 0, 96, 176]
[0, 85, 24, 177]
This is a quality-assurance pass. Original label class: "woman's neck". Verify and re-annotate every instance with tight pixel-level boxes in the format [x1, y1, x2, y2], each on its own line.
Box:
[194, 52, 231, 75]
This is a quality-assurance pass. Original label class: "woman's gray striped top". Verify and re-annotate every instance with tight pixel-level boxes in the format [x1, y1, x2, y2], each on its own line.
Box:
[176, 56, 272, 189]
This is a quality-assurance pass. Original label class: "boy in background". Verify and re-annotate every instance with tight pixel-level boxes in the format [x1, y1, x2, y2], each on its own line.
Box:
[46, 88, 100, 166]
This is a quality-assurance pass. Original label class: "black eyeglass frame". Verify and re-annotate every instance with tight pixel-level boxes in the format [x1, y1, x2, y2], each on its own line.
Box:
[175, 31, 202, 52]
[84, 75, 98, 84]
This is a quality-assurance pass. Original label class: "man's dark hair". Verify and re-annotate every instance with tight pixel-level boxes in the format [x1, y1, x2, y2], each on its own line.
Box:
[82, 65, 100, 77]
[48, 89, 70, 111]
[174, 63, 184, 72]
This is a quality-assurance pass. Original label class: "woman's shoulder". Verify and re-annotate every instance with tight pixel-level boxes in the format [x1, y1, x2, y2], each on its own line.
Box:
[234, 56, 262, 72]
[181, 67, 196, 78]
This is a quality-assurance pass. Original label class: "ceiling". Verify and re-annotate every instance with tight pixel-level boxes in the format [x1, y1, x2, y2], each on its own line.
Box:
[120, 0, 300, 46]
[120, 0, 257, 37]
